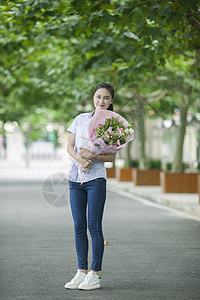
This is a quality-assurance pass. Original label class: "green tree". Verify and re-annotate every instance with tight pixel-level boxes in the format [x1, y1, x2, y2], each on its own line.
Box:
[157, 55, 200, 172]
[1, 0, 199, 171]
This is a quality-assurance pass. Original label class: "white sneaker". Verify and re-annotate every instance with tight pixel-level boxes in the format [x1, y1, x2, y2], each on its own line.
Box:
[78, 270, 101, 290]
[64, 269, 87, 289]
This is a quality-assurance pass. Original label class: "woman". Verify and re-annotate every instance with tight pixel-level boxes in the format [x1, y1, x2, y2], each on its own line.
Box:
[65, 83, 116, 291]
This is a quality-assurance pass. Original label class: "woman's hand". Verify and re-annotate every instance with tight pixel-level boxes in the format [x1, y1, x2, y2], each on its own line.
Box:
[78, 157, 93, 171]
[79, 147, 93, 160]
[67, 133, 93, 171]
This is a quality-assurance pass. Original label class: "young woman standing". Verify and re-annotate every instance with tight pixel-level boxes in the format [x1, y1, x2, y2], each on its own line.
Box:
[65, 83, 116, 291]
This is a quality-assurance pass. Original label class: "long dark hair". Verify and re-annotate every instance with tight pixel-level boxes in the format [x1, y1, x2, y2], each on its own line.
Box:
[93, 82, 114, 111]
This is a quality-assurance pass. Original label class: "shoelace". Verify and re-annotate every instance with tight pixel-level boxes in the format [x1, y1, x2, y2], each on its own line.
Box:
[84, 272, 94, 282]
[85, 271, 101, 282]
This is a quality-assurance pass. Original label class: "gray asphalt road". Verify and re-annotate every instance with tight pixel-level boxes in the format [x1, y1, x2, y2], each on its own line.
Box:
[0, 182, 200, 300]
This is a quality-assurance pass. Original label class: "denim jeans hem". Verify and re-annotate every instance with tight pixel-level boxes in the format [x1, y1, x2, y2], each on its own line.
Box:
[78, 266, 88, 270]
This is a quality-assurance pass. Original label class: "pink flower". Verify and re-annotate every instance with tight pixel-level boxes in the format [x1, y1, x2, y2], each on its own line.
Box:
[105, 132, 110, 139]
[117, 139, 121, 146]
[107, 127, 114, 135]
[118, 128, 124, 135]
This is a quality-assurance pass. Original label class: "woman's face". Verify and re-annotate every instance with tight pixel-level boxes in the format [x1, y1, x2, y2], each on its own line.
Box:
[93, 88, 113, 112]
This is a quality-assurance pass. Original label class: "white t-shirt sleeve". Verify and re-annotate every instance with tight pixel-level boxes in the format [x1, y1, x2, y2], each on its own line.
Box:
[67, 115, 79, 134]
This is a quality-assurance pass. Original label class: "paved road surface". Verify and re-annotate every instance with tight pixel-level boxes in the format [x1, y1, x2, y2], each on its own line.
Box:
[0, 182, 200, 300]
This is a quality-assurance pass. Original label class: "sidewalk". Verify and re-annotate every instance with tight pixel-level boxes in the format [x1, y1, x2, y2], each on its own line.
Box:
[0, 158, 69, 182]
[108, 178, 200, 220]
[0, 168, 67, 182]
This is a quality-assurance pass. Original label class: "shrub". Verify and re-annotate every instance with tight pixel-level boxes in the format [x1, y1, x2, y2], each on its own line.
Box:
[130, 160, 139, 167]
[148, 159, 161, 169]
[165, 162, 191, 171]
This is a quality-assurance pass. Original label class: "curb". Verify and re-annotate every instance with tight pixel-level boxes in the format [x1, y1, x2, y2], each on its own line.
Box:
[108, 179, 200, 221]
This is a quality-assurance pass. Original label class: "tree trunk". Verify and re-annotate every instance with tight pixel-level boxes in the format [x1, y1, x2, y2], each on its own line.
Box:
[125, 140, 132, 167]
[171, 99, 189, 172]
[136, 98, 148, 170]
[25, 135, 30, 168]
[24, 124, 32, 169]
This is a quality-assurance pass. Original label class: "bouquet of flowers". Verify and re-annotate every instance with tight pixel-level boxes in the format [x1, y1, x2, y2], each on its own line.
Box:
[82, 110, 134, 154]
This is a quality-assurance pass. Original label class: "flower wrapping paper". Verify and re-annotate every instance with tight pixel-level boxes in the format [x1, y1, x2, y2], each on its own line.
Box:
[81, 110, 134, 154]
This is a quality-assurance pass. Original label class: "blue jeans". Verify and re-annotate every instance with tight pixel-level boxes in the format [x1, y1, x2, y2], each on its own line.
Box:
[69, 178, 106, 271]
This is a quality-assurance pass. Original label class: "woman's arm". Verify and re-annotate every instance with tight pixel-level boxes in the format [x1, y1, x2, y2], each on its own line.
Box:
[79, 147, 116, 162]
[67, 133, 93, 170]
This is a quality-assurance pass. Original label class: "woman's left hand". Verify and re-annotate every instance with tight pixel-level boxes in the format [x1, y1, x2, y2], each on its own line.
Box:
[79, 147, 93, 160]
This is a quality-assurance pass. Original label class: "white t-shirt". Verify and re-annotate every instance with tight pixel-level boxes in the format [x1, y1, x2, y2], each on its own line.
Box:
[67, 112, 106, 183]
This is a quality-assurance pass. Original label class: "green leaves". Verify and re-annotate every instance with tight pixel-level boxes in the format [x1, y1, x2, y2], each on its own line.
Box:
[0, 0, 199, 126]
